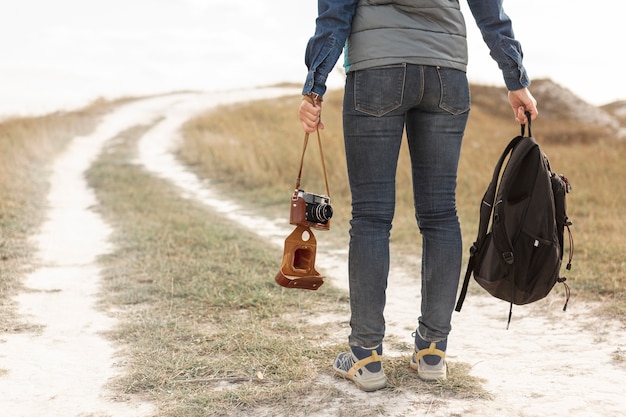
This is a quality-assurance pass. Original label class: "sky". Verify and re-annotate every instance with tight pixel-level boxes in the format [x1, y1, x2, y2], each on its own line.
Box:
[0, 0, 623, 117]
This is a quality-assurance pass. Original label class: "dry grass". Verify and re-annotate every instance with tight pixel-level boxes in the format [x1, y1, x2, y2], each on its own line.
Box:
[0, 96, 486, 416]
[86, 123, 484, 416]
[3, 87, 623, 415]
[178, 86, 626, 319]
[179, 94, 352, 227]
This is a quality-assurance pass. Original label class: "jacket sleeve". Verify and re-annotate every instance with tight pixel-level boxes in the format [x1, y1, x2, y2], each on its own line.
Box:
[302, 0, 359, 97]
[466, 0, 530, 91]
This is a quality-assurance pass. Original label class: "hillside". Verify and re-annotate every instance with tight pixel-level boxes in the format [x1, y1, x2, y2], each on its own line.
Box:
[470, 79, 626, 142]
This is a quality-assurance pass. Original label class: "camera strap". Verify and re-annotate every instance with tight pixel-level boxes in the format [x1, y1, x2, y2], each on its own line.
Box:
[294, 128, 331, 197]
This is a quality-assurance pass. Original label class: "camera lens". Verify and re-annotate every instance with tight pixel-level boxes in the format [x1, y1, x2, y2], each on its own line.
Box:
[313, 203, 333, 222]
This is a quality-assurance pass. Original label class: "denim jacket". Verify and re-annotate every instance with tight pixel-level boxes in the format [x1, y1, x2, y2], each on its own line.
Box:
[302, 0, 530, 97]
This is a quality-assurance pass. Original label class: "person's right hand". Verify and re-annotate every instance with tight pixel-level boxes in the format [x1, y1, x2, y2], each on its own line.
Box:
[299, 95, 324, 133]
[508, 88, 538, 124]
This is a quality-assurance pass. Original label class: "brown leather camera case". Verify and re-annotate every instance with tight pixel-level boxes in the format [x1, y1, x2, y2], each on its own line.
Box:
[275, 225, 324, 290]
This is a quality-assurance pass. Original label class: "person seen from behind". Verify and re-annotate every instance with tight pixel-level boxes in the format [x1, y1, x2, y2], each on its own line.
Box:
[299, 0, 538, 392]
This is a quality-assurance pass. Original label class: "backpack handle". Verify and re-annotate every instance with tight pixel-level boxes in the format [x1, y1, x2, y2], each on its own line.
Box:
[521, 111, 532, 138]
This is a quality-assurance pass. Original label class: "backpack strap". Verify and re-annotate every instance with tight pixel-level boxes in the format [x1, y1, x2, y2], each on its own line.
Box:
[454, 122, 529, 313]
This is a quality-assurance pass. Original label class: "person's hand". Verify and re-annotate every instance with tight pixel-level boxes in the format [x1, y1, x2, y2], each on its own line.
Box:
[299, 94, 324, 133]
[508, 88, 538, 124]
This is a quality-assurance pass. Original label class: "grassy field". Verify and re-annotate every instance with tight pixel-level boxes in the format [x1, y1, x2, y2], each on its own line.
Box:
[85, 117, 487, 416]
[0, 95, 489, 416]
[0, 85, 624, 416]
[179, 86, 626, 318]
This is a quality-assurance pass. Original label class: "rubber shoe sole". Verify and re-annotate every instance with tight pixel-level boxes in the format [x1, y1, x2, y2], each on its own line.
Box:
[410, 341, 447, 381]
[333, 350, 387, 392]
[410, 353, 447, 381]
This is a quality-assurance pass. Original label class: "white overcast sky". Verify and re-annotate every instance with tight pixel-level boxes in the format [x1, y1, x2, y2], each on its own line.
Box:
[0, 0, 622, 116]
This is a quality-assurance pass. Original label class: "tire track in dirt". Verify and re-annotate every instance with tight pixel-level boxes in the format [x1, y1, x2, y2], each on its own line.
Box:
[0, 95, 192, 417]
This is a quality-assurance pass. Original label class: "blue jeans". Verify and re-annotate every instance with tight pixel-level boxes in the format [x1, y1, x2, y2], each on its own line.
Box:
[343, 64, 470, 346]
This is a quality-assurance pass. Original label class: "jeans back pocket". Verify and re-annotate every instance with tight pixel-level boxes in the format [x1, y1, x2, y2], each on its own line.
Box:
[353, 64, 406, 117]
[437, 67, 470, 115]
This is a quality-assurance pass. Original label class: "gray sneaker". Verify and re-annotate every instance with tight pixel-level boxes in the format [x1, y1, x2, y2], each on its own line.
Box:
[333, 345, 387, 392]
[410, 332, 447, 381]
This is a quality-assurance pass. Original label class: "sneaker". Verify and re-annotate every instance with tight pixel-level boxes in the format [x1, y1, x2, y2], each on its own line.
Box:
[410, 331, 447, 381]
[333, 345, 387, 392]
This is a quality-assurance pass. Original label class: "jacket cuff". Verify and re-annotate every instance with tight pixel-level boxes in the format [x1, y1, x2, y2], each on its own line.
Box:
[302, 71, 327, 97]
[503, 66, 531, 91]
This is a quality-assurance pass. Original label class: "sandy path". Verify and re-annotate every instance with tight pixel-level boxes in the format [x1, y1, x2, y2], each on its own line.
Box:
[1, 89, 624, 416]
[0, 95, 196, 417]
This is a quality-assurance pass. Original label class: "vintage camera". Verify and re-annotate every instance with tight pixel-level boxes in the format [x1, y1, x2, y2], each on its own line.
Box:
[290, 189, 333, 230]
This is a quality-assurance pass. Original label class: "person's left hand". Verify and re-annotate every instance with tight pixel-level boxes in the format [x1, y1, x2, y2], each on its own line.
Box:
[508, 88, 538, 124]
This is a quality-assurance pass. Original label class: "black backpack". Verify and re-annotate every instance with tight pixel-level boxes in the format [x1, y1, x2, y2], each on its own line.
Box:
[455, 117, 573, 326]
